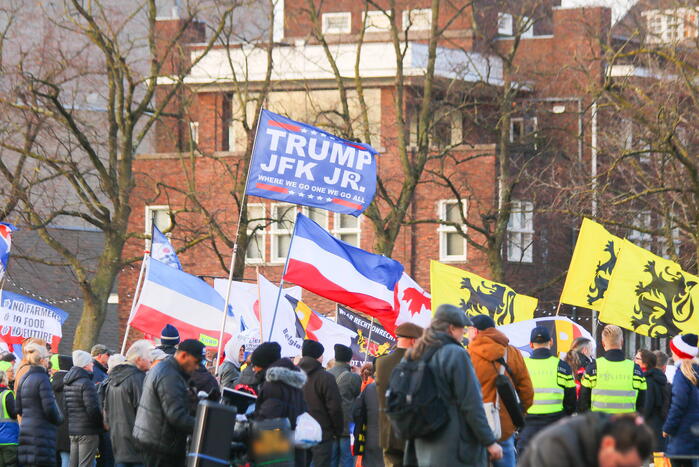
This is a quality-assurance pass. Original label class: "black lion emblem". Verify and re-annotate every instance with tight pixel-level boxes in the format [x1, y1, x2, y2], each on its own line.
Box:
[459, 277, 517, 325]
[587, 240, 617, 306]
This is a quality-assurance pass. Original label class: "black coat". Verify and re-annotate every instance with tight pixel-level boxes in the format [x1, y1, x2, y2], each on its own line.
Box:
[64, 366, 103, 435]
[643, 367, 668, 449]
[16, 365, 64, 466]
[156, 344, 177, 356]
[190, 364, 221, 402]
[298, 356, 343, 440]
[51, 370, 70, 452]
[103, 363, 146, 464]
[254, 359, 307, 429]
[132, 356, 195, 456]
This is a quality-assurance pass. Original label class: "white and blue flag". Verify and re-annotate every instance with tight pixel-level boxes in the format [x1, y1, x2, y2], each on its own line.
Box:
[151, 225, 182, 270]
[0, 223, 18, 282]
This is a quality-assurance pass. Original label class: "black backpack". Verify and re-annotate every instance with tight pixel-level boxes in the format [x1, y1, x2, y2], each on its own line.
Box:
[384, 342, 453, 440]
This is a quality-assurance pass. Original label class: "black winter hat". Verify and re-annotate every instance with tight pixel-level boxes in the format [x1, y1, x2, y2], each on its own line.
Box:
[334, 344, 353, 363]
[302, 340, 324, 359]
[251, 342, 282, 369]
[177, 339, 206, 360]
[58, 355, 73, 371]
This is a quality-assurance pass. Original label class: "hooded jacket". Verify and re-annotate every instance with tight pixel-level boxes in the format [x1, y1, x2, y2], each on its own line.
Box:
[663, 363, 699, 456]
[468, 327, 534, 441]
[103, 363, 146, 463]
[64, 366, 103, 435]
[254, 358, 307, 429]
[51, 370, 70, 452]
[642, 367, 668, 449]
[218, 335, 245, 389]
[328, 362, 361, 437]
[298, 356, 343, 440]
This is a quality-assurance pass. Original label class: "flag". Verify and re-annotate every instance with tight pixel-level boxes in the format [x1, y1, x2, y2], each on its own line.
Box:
[284, 213, 404, 334]
[287, 295, 356, 361]
[0, 291, 68, 352]
[0, 223, 18, 282]
[336, 305, 395, 366]
[130, 258, 233, 347]
[246, 109, 378, 215]
[430, 261, 537, 325]
[497, 317, 595, 358]
[599, 240, 699, 337]
[394, 272, 432, 331]
[560, 218, 622, 310]
[258, 274, 303, 357]
[151, 225, 182, 270]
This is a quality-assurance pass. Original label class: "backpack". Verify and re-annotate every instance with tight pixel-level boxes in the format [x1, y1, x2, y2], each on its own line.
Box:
[384, 342, 453, 440]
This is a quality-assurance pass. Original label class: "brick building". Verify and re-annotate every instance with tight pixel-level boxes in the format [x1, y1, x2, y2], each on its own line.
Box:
[120, 1, 625, 345]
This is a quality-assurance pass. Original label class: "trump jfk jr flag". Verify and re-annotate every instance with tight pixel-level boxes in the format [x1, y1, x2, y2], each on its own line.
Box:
[430, 261, 536, 325]
[245, 109, 378, 215]
[560, 218, 622, 311]
[599, 240, 699, 337]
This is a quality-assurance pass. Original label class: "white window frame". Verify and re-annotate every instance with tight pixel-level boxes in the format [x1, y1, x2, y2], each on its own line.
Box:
[629, 211, 653, 252]
[145, 205, 172, 235]
[520, 15, 534, 38]
[510, 116, 538, 146]
[363, 10, 390, 33]
[660, 225, 681, 259]
[304, 207, 329, 230]
[403, 8, 432, 32]
[270, 203, 298, 264]
[507, 201, 534, 263]
[322, 12, 351, 34]
[245, 203, 266, 264]
[332, 213, 361, 247]
[644, 8, 699, 43]
[189, 121, 199, 146]
[498, 12, 513, 36]
[438, 200, 467, 262]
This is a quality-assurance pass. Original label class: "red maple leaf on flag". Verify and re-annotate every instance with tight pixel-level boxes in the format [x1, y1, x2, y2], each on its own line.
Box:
[402, 288, 431, 316]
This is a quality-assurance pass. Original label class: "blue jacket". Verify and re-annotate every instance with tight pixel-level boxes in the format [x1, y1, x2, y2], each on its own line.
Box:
[0, 387, 18, 445]
[663, 363, 699, 455]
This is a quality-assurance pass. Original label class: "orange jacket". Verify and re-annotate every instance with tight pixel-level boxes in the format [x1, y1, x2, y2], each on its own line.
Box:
[469, 328, 534, 441]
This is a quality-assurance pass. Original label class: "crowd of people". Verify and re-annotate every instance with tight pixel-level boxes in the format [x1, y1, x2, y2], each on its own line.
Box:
[0, 309, 696, 467]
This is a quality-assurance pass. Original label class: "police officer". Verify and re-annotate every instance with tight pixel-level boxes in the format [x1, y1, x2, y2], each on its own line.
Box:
[517, 326, 576, 456]
[0, 370, 18, 466]
[579, 324, 646, 413]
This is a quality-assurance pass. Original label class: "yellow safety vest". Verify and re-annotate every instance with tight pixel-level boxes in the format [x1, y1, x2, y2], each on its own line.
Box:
[524, 356, 565, 414]
[590, 358, 638, 413]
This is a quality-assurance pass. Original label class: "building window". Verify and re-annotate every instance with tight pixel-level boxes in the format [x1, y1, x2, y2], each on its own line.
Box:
[271, 203, 297, 263]
[510, 116, 538, 146]
[189, 121, 199, 147]
[644, 8, 699, 43]
[403, 9, 431, 31]
[621, 119, 651, 162]
[507, 201, 534, 263]
[306, 207, 328, 230]
[145, 205, 173, 240]
[660, 225, 681, 259]
[333, 213, 361, 247]
[245, 204, 266, 264]
[498, 13, 513, 36]
[322, 12, 351, 34]
[364, 10, 390, 33]
[438, 200, 467, 261]
[629, 211, 653, 252]
[431, 109, 462, 149]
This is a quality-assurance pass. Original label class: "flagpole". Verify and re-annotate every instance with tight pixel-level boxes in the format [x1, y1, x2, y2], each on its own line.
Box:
[364, 317, 375, 364]
[214, 112, 263, 374]
[120, 250, 149, 354]
[267, 218, 298, 342]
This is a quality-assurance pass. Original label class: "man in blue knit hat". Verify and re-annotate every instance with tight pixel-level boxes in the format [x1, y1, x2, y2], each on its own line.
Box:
[157, 324, 180, 356]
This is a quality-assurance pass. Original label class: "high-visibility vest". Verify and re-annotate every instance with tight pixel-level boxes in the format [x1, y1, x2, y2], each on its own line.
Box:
[591, 358, 637, 413]
[524, 356, 565, 414]
[0, 389, 18, 445]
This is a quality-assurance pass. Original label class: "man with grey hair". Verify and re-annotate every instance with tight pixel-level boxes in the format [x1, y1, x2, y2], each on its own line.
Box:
[103, 340, 153, 467]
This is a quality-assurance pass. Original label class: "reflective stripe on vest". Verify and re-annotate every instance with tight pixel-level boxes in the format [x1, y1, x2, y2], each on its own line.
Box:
[591, 358, 637, 413]
[524, 356, 564, 414]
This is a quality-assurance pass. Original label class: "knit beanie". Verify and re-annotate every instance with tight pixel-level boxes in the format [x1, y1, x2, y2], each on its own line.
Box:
[670, 334, 699, 360]
[251, 342, 281, 369]
[334, 344, 353, 363]
[302, 340, 324, 359]
[471, 314, 496, 331]
[72, 350, 92, 368]
[160, 324, 180, 346]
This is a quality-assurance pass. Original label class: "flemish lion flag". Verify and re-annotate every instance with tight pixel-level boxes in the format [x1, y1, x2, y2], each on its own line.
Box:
[430, 261, 537, 325]
[599, 240, 699, 337]
[560, 218, 622, 310]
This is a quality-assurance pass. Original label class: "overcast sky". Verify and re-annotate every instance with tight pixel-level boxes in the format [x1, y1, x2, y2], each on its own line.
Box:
[561, 0, 638, 23]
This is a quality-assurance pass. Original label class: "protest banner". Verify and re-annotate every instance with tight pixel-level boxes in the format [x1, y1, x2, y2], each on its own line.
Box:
[336, 305, 395, 366]
[0, 291, 68, 352]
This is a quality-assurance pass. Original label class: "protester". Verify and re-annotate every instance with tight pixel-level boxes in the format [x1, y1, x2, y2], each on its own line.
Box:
[149, 349, 168, 369]
[468, 314, 533, 467]
[15, 338, 48, 388]
[107, 354, 126, 372]
[217, 334, 246, 389]
[91, 345, 112, 384]
[518, 412, 654, 467]
[517, 326, 576, 456]
[16, 343, 63, 467]
[65, 350, 104, 467]
[579, 325, 646, 413]
[359, 363, 374, 391]
[328, 344, 361, 467]
[51, 355, 73, 467]
[156, 325, 180, 356]
[298, 339, 343, 466]
[103, 340, 152, 467]
[565, 337, 593, 398]
[352, 379, 383, 467]
[247, 342, 281, 393]
[634, 349, 668, 450]
[662, 334, 699, 466]
[0, 354, 16, 391]
[133, 339, 202, 467]
[375, 322, 423, 467]
[253, 356, 307, 429]
[190, 357, 221, 403]
[409, 305, 502, 466]
[0, 370, 18, 467]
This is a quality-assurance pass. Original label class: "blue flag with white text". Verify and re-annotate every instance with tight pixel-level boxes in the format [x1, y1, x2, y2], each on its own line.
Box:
[151, 225, 182, 270]
[246, 109, 378, 216]
[0, 223, 18, 282]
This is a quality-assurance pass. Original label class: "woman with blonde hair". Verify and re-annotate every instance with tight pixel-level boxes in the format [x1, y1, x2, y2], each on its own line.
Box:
[14, 338, 48, 388]
[663, 334, 699, 467]
[15, 342, 63, 466]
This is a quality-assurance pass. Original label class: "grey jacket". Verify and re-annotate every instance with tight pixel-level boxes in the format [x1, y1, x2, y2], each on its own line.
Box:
[103, 363, 146, 463]
[329, 362, 361, 437]
[217, 361, 241, 390]
[415, 337, 496, 467]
